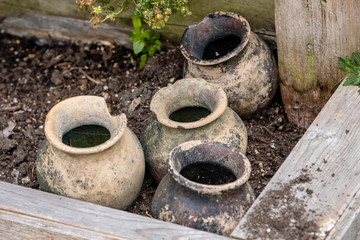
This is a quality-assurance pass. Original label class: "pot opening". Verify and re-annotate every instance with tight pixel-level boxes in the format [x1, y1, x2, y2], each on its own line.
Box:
[169, 106, 212, 123]
[180, 162, 237, 185]
[62, 124, 111, 148]
[202, 33, 242, 60]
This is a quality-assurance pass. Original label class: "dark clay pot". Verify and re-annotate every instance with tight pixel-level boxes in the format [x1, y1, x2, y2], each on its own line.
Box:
[181, 12, 278, 117]
[140, 78, 247, 183]
[151, 140, 255, 236]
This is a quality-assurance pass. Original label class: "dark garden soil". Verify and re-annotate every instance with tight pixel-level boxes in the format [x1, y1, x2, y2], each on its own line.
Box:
[0, 30, 306, 217]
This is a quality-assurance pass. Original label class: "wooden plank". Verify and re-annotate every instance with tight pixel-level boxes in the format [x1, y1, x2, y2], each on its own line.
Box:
[0, 0, 275, 44]
[275, 0, 360, 128]
[0, 181, 231, 240]
[326, 188, 360, 240]
[0, 12, 133, 48]
[231, 81, 360, 239]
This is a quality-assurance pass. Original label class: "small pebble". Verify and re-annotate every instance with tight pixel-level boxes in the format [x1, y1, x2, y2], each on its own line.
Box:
[11, 169, 19, 185]
[22, 176, 31, 184]
[129, 97, 141, 112]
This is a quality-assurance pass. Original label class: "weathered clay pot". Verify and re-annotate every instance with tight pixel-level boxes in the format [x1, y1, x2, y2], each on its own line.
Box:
[181, 11, 278, 117]
[140, 78, 247, 183]
[36, 96, 145, 210]
[152, 140, 255, 236]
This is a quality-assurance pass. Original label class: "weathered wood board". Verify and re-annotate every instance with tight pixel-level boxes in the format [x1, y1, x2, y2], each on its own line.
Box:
[0, 12, 134, 48]
[0, 181, 231, 240]
[275, 0, 360, 128]
[231, 80, 360, 239]
[0, 0, 275, 44]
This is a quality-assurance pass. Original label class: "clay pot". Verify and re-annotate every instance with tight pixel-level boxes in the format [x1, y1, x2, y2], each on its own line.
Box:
[140, 78, 247, 183]
[36, 96, 145, 210]
[152, 140, 255, 236]
[181, 11, 278, 117]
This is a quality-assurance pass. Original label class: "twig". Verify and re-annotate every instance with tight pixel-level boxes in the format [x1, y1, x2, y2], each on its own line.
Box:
[145, 210, 153, 218]
[331, 78, 344, 91]
[260, 126, 280, 139]
[331, 74, 350, 91]
[78, 69, 103, 85]
[62, 67, 103, 85]
[0, 105, 21, 112]
[0, 73, 12, 82]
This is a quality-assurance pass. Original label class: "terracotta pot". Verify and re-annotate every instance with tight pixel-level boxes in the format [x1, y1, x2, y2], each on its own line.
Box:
[151, 140, 255, 236]
[140, 78, 247, 183]
[181, 11, 278, 117]
[36, 96, 145, 210]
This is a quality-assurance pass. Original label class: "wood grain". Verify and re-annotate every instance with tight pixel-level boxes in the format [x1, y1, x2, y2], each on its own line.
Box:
[0, 181, 231, 240]
[275, 0, 360, 127]
[0, 0, 275, 44]
[231, 80, 360, 239]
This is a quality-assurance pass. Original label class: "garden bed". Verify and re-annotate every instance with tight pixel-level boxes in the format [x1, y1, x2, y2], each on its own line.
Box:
[0, 30, 305, 217]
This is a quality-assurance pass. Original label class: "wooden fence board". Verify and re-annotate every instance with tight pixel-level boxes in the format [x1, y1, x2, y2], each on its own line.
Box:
[275, 0, 360, 128]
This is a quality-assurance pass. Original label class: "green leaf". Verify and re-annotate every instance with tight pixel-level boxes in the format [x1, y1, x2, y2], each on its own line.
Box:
[106, 6, 114, 11]
[154, 40, 162, 50]
[148, 46, 156, 57]
[352, 53, 360, 65]
[139, 54, 147, 70]
[141, 29, 151, 39]
[338, 57, 347, 67]
[353, 76, 360, 86]
[128, 30, 136, 41]
[346, 56, 356, 67]
[343, 75, 360, 86]
[132, 15, 141, 30]
[133, 40, 145, 54]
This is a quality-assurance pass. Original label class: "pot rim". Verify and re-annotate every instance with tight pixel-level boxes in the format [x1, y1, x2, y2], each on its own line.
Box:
[44, 95, 127, 155]
[150, 78, 228, 129]
[168, 140, 252, 195]
[180, 11, 251, 66]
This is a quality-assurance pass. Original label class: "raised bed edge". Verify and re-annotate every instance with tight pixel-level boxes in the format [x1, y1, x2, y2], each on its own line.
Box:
[0, 180, 232, 240]
[231, 79, 360, 239]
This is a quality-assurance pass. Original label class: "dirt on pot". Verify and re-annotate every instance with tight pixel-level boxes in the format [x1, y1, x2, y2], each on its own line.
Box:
[0, 30, 305, 217]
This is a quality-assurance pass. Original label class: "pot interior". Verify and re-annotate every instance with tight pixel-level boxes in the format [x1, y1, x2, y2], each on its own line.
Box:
[170, 141, 250, 191]
[180, 162, 237, 185]
[150, 78, 227, 129]
[169, 106, 212, 123]
[62, 124, 111, 148]
[202, 33, 242, 60]
[45, 96, 127, 154]
[181, 12, 250, 64]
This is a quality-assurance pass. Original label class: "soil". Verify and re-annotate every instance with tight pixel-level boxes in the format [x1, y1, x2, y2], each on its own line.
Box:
[0, 29, 305, 218]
